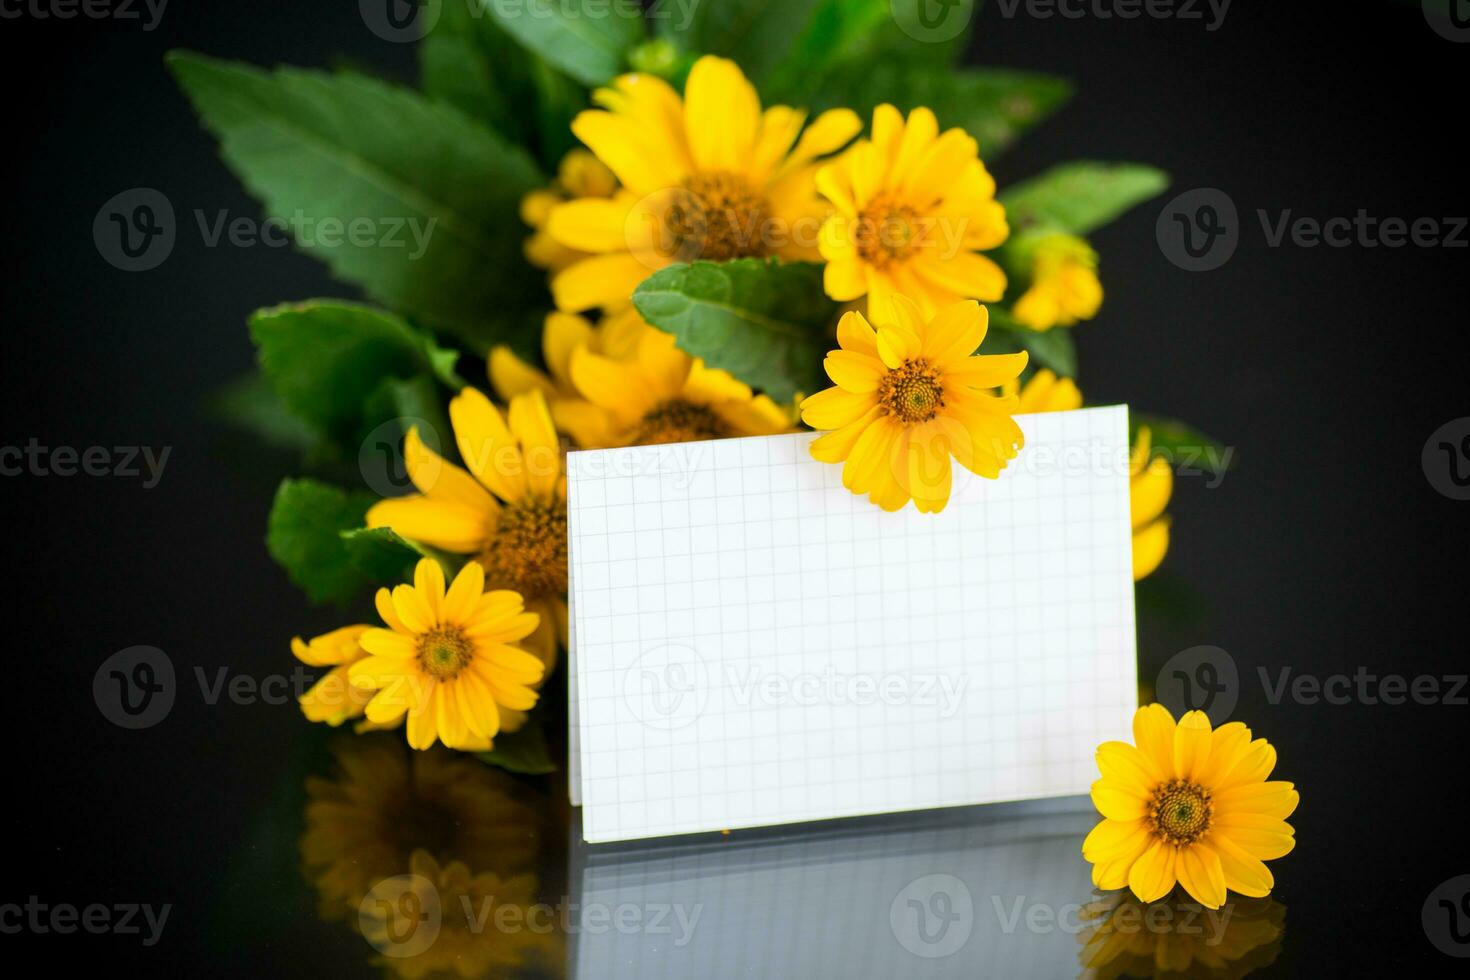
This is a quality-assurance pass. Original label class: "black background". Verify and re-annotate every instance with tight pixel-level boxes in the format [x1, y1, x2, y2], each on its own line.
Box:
[3, 0, 1468, 973]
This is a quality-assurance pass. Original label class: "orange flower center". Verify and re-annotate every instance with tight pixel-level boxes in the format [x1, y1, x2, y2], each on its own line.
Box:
[416, 626, 473, 680]
[477, 499, 568, 598]
[663, 171, 772, 262]
[635, 398, 731, 445]
[1148, 780, 1213, 845]
[856, 195, 926, 269]
[878, 358, 945, 425]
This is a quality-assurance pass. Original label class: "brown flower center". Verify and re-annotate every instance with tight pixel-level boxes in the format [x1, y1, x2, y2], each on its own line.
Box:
[856, 195, 927, 269]
[477, 499, 568, 598]
[663, 171, 772, 262]
[1148, 780, 1214, 845]
[634, 399, 731, 445]
[878, 358, 945, 425]
[416, 626, 473, 680]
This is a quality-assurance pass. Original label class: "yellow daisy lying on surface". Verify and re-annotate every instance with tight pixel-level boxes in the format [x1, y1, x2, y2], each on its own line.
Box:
[817, 105, 1010, 320]
[350, 559, 545, 751]
[800, 297, 1027, 513]
[544, 55, 861, 313]
[367, 387, 567, 667]
[1084, 704, 1298, 910]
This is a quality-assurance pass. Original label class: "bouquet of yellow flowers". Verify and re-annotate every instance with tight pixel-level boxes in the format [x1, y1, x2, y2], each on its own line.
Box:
[174, 0, 1221, 765]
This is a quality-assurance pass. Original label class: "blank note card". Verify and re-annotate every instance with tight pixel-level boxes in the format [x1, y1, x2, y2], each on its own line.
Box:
[566, 406, 1138, 843]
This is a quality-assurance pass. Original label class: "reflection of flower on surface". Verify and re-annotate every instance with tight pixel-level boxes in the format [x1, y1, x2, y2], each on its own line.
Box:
[301, 736, 544, 921]
[365, 851, 561, 980]
[1077, 890, 1285, 980]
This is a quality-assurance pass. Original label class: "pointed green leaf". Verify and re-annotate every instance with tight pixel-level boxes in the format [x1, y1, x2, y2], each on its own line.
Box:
[486, 0, 645, 87]
[168, 51, 545, 348]
[811, 64, 1072, 158]
[1001, 162, 1170, 236]
[249, 300, 461, 447]
[266, 479, 378, 605]
[633, 259, 839, 403]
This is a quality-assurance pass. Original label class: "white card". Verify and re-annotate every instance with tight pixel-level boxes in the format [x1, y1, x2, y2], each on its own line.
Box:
[566, 406, 1138, 842]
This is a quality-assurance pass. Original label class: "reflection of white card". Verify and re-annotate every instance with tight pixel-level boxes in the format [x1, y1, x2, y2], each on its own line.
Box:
[566, 406, 1138, 843]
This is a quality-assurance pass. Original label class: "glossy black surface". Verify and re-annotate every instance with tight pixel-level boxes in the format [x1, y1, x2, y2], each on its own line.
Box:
[5, 1, 1469, 974]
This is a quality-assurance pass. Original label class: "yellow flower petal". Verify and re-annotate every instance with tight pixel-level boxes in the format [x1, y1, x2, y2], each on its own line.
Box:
[1091, 779, 1147, 822]
[1176, 842, 1228, 909]
[1127, 839, 1178, 903]
[451, 386, 529, 505]
[367, 497, 490, 555]
[1133, 703, 1179, 777]
[1132, 518, 1171, 580]
[684, 56, 761, 173]
[801, 386, 878, 430]
[551, 252, 652, 313]
[824, 350, 885, 393]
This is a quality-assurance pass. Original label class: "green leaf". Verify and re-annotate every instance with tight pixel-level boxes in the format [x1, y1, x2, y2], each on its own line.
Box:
[477, 719, 557, 774]
[266, 479, 378, 605]
[421, 2, 588, 171]
[766, 1, 983, 103]
[340, 527, 462, 590]
[486, 0, 644, 87]
[249, 300, 461, 447]
[421, 0, 537, 143]
[983, 307, 1078, 378]
[633, 259, 839, 402]
[1131, 413, 1232, 476]
[811, 64, 1072, 158]
[660, 0, 827, 87]
[208, 372, 320, 452]
[167, 51, 545, 349]
[1001, 162, 1170, 236]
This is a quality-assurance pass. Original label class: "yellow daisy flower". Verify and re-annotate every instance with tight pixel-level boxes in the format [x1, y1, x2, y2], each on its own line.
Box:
[816, 105, 1009, 321]
[522, 149, 619, 274]
[1005, 368, 1083, 414]
[570, 326, 794, 446]
[349, 559, 544, 751]
[301, 736, 543, 920]
[1131, 426, 1174, 581]
[367, 387, 568, 667]
[799, 297, 1028, 513]
[488, 309, 647, 449]
[1084, 704, 1298, 910]
[1012, 232, 1103, 331]
[545, 55, 861, 313]
[291, 625, 374, 728]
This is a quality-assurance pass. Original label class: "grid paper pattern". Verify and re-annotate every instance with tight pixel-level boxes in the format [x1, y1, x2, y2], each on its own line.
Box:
[567, 406, 1137, 842]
